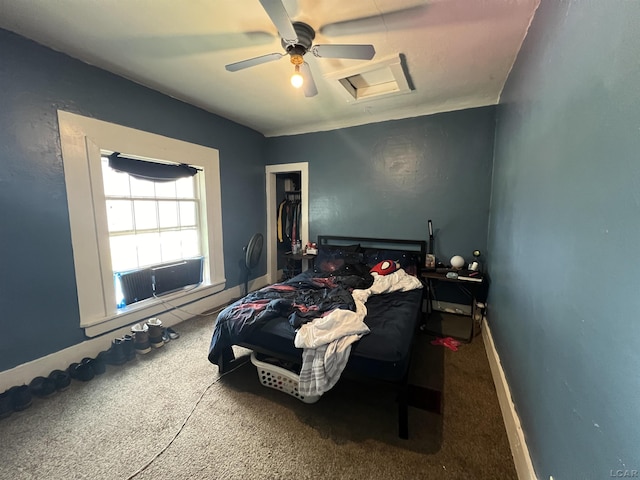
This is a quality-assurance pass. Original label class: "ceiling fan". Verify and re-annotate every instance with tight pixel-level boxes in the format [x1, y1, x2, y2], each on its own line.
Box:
[225, 0, 376, 97]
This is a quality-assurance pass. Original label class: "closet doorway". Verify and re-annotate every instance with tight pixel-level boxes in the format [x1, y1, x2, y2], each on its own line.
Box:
[265, 163, 308, 284]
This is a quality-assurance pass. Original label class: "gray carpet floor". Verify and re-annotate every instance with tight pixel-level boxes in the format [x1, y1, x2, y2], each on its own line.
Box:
[0, 312, 516, 480]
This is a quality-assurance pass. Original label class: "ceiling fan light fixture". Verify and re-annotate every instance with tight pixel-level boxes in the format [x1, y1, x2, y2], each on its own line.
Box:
[290, 54, 304, 89]
[291, 65, 304, 88]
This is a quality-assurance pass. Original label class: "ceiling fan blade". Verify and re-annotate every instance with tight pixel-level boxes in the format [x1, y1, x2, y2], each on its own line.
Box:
[225, 52, 284, 72]
[300, 63, 318, 98]
[311, 44, 375, 60]
[320, 6, 425, 36]
[259, 0, 298, 45]
[320, 1, 501, 36]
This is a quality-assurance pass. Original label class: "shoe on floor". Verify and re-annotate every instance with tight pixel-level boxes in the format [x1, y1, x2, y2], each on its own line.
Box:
[122, 334, 136, 361]
[146, 318, 164, 348]
[166, 327, 180, 340]
[48, 369, 71, 392]
[9, 385, 32, 412]
[97, 350, 111, 368]
[131, 323, 151, 354]
[29, 376, 57, 398]
[82, 356, 106, 375]
[105, 338, 128, 365]
[68, 362, 95, 382]
[0, 390, 13, 419]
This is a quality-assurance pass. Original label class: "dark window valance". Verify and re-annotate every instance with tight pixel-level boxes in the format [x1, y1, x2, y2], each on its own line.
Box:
[108, 152, 200, 182]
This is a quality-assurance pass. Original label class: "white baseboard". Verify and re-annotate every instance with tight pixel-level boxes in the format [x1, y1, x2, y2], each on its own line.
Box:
[0, 274, 270, 392]
[482, 318, 538, 480]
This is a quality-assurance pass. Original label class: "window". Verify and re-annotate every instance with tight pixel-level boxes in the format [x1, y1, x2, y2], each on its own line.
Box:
[103, 157, 201, 271]
[58, 111, 225, 337]
[102, 155, 204, 307]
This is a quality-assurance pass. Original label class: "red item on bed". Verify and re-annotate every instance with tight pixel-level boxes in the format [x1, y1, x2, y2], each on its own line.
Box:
[370, 260, 400, 276]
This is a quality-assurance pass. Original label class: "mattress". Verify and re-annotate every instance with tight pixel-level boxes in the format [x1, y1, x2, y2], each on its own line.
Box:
[239, 278, 422, 383]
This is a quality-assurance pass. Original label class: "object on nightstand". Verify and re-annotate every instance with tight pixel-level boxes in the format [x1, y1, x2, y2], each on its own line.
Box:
[470, 249, 482, 272]
[425, 220, 436, 270]
[305, 242, 317, 255]
[450, 255, 465, 269]
[457, 269, 483, 283]
[425, 254, 436, 269]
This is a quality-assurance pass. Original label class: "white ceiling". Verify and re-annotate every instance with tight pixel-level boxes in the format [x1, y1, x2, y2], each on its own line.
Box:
[0, 0, 539, 137]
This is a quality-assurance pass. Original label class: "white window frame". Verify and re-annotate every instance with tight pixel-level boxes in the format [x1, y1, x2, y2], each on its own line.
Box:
[58, 110, 225, 337]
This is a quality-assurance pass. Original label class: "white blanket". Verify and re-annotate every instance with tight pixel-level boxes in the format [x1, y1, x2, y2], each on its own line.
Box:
[295, 268, 423, 396]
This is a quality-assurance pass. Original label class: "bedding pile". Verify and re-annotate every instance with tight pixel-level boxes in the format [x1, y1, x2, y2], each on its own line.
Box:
[207, 259, 422, 397]
[295, 267, 423, 396]
[207, 272, 369, 368]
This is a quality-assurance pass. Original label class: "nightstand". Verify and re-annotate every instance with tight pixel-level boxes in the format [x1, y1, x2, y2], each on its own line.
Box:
[420, 270, 489, 342]
[282, 252, 316, 280]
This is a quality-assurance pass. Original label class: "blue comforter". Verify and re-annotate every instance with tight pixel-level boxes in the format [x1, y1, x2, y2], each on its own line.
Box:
[207, 270, 372, 369]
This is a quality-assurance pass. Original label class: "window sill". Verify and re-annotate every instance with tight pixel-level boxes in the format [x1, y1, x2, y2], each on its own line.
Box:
[82, 279, 225, 337]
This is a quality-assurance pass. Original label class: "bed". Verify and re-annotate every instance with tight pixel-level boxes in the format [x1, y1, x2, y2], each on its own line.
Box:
[207, 235, 427, 438]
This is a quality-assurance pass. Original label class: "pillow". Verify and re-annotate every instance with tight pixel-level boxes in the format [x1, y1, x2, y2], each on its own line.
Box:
[363, 248, 421, 276]
[314, 245, 364, 274]
[370, 260, 400, 276]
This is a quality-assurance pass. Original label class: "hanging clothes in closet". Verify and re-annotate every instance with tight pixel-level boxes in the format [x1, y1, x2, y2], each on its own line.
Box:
[277, 191, 301, 246]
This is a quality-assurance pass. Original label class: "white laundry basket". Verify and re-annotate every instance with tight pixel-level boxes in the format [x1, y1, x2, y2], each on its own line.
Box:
[250, 352, 320, 404]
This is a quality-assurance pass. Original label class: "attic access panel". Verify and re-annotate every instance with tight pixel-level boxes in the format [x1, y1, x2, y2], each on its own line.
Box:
[326, 54, 412, 103]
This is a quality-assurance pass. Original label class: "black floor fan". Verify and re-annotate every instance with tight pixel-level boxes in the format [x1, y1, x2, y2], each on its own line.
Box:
[242, 233, 263, 296]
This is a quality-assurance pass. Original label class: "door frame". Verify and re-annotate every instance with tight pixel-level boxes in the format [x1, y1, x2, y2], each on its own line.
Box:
[265, 162, 309, 284]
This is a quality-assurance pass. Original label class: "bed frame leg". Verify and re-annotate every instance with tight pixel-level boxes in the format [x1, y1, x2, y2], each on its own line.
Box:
[216, 347, 236, 374]
[398, 384, 409, 439]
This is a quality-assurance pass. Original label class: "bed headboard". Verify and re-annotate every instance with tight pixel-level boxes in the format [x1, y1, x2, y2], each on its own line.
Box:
[316, 235, 426, 275]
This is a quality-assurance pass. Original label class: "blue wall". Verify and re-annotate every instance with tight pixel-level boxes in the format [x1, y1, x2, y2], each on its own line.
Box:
[0, 29, 267, 371]
[488, 0, 640, 477]
[266, 107, 496, 263]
